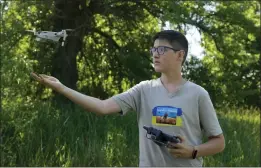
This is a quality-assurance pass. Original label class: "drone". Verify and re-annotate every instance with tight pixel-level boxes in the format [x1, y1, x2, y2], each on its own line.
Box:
[26, 29, 74, 46]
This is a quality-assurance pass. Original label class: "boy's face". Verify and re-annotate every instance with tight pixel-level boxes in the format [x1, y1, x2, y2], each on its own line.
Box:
[152, 39, 183, 73]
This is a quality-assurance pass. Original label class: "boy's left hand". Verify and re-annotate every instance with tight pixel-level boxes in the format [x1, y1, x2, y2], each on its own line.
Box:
[167, 136, 194, 158]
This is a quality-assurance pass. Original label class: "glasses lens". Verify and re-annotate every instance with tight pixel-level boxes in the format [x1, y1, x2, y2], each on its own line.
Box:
[158, 46, 165, 55]
[150, 47, 156, 55]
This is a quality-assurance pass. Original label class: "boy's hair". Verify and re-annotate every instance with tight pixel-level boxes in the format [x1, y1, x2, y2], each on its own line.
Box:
[152, 30, 188, 65]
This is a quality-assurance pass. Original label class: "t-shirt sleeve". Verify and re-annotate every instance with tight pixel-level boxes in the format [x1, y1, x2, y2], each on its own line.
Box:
[198, 89, 223, 137]
[111, 81, 144, 115]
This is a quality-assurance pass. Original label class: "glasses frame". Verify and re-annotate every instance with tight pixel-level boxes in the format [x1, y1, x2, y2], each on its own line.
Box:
[150, 46, 182, 56]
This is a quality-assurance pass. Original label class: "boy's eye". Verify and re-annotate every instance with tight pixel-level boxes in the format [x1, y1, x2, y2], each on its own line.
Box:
[158, 47, 165, 53]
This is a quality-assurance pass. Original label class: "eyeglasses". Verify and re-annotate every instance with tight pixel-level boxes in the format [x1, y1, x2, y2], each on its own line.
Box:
[150, 46, 181, 56]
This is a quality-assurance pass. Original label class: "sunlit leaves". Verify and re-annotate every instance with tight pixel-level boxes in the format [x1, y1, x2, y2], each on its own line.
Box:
[164, 1, 260, 107]
[2, 1, 259, 110]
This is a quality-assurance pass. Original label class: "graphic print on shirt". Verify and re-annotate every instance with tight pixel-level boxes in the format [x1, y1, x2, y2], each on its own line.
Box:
[152, 106, 183, 126]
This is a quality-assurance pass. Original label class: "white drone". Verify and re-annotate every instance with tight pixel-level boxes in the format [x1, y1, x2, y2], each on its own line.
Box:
[26, 29, 74, 46]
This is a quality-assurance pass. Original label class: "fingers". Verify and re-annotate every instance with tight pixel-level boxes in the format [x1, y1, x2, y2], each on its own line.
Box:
[167, 140, 194, 159]
[39, 74, 51, 78]
[31, 72, 53, 80]
[168, 142, 183, 150]
[39, 74, 57, 82]
[167, 142, 175, 148]
[168, 148, 182, 158]
[177, 135, 185, 143]
[31, 72, 52, 84]
[30, 72, 39, 78]
[30, 72, 43, 82]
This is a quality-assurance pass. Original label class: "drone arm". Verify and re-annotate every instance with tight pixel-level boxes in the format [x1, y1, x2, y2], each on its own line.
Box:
[59, 30, 67, 46]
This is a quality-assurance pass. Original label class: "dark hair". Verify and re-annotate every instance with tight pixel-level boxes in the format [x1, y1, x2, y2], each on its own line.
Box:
[152, 30, 188, 65]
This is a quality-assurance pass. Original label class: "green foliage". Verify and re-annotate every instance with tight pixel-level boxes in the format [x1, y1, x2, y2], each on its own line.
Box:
[1, 1, 260, 167]
[2, 1, 259, 107]
[1, 104, 259, 166]
[182, 56, 224, 107]
[163, 1, 260, 107]
[1, 102, 139, 166]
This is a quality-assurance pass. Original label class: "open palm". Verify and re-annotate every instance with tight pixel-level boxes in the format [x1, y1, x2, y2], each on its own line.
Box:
[31, 72, 63, 92]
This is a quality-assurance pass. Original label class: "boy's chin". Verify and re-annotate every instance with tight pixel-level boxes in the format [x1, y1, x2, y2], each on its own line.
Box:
[154, 68, 163, 73]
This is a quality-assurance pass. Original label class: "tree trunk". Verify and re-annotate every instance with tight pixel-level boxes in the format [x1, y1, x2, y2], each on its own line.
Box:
[50, 0, 83, 106]
[51, 36, 81, 106]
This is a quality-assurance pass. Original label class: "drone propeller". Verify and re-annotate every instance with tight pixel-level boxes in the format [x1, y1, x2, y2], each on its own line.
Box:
[64, 29, 74, 31]
[26, 30, 34, 32]
[26, 30, 35, 34]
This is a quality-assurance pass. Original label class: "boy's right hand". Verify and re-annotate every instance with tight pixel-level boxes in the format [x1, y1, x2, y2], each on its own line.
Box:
[30, 72, 64, 92]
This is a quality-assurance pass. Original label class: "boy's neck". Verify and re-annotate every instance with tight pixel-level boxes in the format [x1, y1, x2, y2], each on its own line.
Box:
[160, 71, 183, 86]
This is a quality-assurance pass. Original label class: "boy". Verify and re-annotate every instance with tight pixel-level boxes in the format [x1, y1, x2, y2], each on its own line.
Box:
[31, 30, 225, 167]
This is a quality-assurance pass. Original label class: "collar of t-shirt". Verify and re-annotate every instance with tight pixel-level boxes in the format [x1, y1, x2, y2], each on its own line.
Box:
[158, 78, 188, 98]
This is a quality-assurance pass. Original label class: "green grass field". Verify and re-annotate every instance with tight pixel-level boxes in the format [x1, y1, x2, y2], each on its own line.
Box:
[1, 102, 260, 166]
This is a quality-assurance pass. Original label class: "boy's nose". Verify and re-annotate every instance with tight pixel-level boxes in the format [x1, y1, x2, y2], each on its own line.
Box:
[153, 51, 160, 58]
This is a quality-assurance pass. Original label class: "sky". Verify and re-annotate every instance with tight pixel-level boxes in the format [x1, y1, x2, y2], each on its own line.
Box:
[185, 26, 205, 59]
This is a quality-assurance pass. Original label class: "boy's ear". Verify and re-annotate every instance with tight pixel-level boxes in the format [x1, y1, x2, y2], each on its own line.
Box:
[178, 50, 185, 63]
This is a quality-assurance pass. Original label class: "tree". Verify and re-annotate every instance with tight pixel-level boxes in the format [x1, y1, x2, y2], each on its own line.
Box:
[163, 1, 260, 107]
[1, 1, 259, 110]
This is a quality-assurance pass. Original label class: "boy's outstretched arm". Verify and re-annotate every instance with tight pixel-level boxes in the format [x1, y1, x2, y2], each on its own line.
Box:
[60, 86, 121, 114]
[31, 72, 121, 115]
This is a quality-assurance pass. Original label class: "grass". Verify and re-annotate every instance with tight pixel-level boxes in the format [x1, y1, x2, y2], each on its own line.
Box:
[203, 107, 260, 166]
[1, 102, 260, 166]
